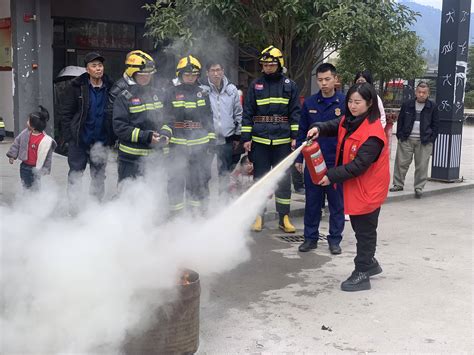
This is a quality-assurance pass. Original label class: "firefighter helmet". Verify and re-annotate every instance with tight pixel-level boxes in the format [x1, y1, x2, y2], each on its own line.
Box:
[176, 55, 201, 77]
[259, 45, 284, 68]
[125, 51, 156, 77]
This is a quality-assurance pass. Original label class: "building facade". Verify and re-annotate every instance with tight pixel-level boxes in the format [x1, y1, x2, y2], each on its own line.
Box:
[1, 0, 153, 136]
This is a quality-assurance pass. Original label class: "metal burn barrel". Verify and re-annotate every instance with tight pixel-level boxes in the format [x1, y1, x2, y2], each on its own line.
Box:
[124, 270, 201, 354]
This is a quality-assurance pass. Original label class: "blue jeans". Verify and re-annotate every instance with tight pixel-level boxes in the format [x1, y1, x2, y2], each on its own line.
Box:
[303, 166, 345, 245]
[20, 162, 38, 189]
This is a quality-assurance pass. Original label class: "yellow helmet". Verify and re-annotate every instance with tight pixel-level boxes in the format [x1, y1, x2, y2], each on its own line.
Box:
[176, 55, 201, 77]
[124, 50, 156, 77]
[259, 45, 284, 68]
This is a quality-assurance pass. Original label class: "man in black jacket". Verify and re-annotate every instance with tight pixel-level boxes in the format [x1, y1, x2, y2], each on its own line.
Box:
[390, 82, 439, 198]
[61, 52, 113, 204]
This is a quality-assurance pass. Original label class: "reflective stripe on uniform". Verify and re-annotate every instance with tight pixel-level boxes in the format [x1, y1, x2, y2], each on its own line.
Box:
[188, 200, 201, 207]
[0, 122, 5, 128]
[172, 101, 185, 108]
[208, 132, 216, 139]
[129, 105, 146, 113]
[252, 136, 291, 145]
[291, 124, 299, 131]
[170, 136, 210, 146]
[119, 144, 151, 156]
[272, 137, 291, 145]
[161, 125, 173, 134]
[252, 136, 271, 145]
[145, 102, 163, 110]
[256, 97, 289, 106]
[131, 128, 140, 143]
[170, 137, 187, 145]
[275, 197, 291, 205]
[172, 100, 206, 109]
[187, 136, 210, 146]
[129, 101, 163, 113]
[241, 126, 252, 133]
[170, 202, 185, 211]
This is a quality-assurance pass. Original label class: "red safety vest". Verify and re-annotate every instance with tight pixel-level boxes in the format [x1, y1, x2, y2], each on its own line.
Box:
[335, 116, 390, 215]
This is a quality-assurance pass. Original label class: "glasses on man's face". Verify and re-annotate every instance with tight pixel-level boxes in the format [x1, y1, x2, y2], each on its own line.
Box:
[208, 68, 223, 74]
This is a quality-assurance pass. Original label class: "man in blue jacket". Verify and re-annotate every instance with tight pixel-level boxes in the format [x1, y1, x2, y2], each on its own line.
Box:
[295, 63, 345, 254]
[61, 52, 113, 206]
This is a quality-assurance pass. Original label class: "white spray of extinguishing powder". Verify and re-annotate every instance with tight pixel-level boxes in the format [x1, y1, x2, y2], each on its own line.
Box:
[0, 145, 304, 353]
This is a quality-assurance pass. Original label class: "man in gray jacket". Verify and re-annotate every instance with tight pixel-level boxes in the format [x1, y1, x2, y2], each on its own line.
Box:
[203, 60, 243, 193]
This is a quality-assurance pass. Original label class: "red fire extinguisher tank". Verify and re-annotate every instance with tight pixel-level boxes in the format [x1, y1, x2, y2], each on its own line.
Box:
[302, 140, 327, 184]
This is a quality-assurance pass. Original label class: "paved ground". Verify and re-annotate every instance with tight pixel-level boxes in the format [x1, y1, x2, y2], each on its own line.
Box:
[1, 126, 473, 354]
[199, 190, 473, 353]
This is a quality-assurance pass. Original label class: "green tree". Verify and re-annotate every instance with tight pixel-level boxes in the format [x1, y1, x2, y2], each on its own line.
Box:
[337, 30, 426, 92]
[465, 46, 474, 92]
[144, 0, 418, 94]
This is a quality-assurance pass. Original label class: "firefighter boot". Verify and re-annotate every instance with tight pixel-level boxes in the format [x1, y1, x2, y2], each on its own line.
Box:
[279, 214, 296, 233]
[252, 215, 263, 232]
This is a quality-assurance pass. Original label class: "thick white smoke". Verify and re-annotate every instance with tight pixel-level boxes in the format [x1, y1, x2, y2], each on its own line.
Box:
[0, 145, 302, 353]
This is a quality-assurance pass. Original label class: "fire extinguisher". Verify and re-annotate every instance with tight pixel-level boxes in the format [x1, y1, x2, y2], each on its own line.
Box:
[302, 139, 327, 185]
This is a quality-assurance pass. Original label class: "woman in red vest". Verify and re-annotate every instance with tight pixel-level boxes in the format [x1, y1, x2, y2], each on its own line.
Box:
[307, 82, 390, 292]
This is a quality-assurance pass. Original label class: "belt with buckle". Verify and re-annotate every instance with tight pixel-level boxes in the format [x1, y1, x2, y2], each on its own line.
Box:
[253, 115, 288, 123]
[174, 121, 203, 129]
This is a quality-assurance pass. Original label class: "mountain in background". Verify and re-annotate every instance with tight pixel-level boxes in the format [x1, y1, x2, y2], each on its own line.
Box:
[400, 1, 473, 66]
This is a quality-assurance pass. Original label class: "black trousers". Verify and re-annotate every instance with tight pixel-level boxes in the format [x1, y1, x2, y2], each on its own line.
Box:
[216, 141, 234, 195]
[167, 146, 212, 213]
[349, 207, 381, 272]
[291, 164, 304, 190]
[67, 141, 107, 200]
[252, 142, 292, 215]
[118, 157, 142, 182]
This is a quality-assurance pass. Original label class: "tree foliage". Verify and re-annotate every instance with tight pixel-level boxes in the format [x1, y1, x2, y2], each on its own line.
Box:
[144, 0, 420, 94]
[465, 46, 474, 93]
[337, 30, 426, 91]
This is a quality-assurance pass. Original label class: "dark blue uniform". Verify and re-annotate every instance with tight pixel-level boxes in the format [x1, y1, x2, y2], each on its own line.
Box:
[241, 73, 300, 216]
[296, 91, 345, 245]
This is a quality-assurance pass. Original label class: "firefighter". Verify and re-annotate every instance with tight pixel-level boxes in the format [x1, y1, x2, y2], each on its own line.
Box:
[113, 51, 171, 182]
[241, 45, 300, 233]
[106, 50, 153, 146]
[165, 55, 216, 215]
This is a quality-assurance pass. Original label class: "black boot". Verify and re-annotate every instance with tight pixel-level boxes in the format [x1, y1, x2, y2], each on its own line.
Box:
[298, 239, 318, 252]
[341, 271, 371, 292]
[367, 258, 383, 276]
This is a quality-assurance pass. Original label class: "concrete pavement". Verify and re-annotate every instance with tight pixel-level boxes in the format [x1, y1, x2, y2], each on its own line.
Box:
[198, 190, 473, 353]
[0, 127, 472, 353]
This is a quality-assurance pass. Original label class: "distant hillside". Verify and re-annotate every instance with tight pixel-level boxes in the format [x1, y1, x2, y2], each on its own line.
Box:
[400, 1, 473, 65]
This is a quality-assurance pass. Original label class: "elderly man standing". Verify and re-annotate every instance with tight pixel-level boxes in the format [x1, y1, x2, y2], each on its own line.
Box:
[61, 52, 114, 205]
[202, 60, 243, 193]
[390, 81, 439, 198]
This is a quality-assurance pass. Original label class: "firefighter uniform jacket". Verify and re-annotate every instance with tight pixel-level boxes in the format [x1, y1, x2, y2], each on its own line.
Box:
[113, 84, 171, 160]
[164, 83, 216, 149]
[241, 74, 300, 145]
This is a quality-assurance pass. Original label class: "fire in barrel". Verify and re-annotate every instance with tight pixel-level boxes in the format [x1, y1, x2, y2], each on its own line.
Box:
[123, 269, 201, 354]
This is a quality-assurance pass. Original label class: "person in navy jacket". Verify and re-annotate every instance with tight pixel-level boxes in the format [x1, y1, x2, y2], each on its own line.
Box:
[295, 63, 345, 254]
